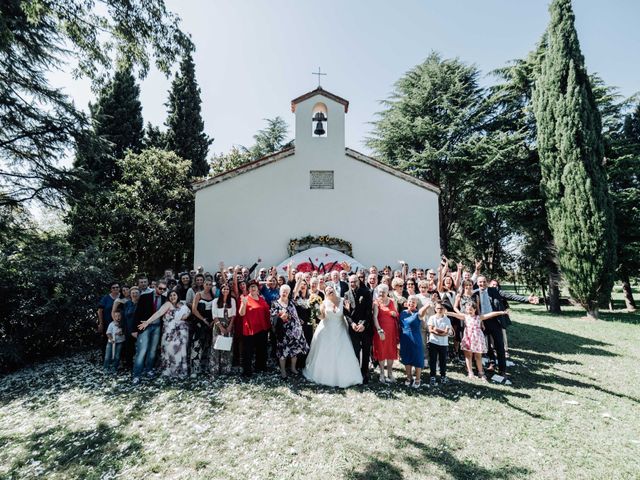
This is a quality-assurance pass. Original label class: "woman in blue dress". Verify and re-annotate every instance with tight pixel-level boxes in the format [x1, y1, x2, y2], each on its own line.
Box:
[399, 295, 430, 388]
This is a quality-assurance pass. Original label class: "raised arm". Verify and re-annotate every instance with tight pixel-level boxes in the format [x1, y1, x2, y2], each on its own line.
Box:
[232, 268, 239, 299]
[453, 293, 462, 314]
[446, 311, 465, 320]
[454, 262, 463, 290]
[498, 289, 539, 304]
[248, 258, 261, 276]
[418, 301, 431, 319]
[287, 260, 294, 282]
[138, 302, 172, 330]
[472, 260, 482, 284]
[238, 295, 248, 316]
[479, 310, 508, 321]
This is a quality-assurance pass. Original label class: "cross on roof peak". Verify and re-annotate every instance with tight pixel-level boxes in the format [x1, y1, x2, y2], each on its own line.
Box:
[312, 67, 327, 88]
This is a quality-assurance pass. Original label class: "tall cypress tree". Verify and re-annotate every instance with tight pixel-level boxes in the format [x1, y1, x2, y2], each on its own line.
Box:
[532, 0, 616, 318]
[68, 66, 144, 247]
[165, 52, 212, 178]
[79, 66, 144, 184]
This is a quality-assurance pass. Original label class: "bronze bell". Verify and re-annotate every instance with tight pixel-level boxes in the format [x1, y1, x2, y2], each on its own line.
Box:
[313, 112, 327, 136]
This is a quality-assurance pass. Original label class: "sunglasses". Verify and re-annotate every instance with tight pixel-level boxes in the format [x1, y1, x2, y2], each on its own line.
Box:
[157, 287, 167, 291]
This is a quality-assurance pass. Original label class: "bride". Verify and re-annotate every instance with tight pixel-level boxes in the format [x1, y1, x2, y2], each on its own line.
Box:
[303, 284, 363, 388]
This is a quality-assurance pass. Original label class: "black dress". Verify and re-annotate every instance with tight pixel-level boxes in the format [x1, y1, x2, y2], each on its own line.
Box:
[294, 294, 314, 368]
[190, 294, 213, 376]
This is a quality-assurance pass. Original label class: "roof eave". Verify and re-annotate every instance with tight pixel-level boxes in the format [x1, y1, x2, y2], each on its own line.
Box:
[291, 87, 349, 113]
[344, 148, 441, 194]
[192, 146, 296, 192]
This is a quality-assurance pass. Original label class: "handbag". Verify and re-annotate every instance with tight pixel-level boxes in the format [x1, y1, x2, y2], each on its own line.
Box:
[213, 335, 233, 351]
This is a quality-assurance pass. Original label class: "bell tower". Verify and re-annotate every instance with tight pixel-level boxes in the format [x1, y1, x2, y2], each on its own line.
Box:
[291, 86, 349, 159]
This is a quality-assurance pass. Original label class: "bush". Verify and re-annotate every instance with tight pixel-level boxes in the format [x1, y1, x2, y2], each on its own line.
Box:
[0, 232, 113, 372]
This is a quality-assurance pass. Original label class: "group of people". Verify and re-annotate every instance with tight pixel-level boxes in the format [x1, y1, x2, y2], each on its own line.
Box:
[97, 258, 539, 388]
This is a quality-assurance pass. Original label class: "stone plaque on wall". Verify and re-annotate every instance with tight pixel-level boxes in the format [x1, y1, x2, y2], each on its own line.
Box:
[310, 170, 334, 189]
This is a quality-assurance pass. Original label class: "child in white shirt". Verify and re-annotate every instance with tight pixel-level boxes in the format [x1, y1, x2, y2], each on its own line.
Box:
[104, 310, 125, 373]
[427, 301, 453, 386]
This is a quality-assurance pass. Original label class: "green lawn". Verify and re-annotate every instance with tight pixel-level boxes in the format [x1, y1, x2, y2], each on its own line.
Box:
[1, 304, 639, 479]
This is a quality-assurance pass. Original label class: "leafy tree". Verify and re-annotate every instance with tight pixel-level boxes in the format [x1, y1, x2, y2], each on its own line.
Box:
[209, 146, 253, 176]
[209, 117, 292, 176]
[0, 210, 112, 371]
[102, 148, 194, 277]
[0, 0, 191, 204]
[250, 116, 292, 159]
[165, 52, 212, 178]
[367, 52, 489, 256]
[608, 104, 640, 310]
[532, 0, 616, 318]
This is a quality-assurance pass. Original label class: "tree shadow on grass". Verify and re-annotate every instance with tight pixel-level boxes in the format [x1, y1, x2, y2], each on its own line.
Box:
[346, 436, 530, 480]
[517, 304, 640, 325]
[510, 322, 617, 357]
[344, 458, 404, 480]
[0, 352, 224, 410]
[5, 422, 142, 479]
[283, 370, 547, 419]
[506, 322, 639, 404]
[514, 368, 640, 405]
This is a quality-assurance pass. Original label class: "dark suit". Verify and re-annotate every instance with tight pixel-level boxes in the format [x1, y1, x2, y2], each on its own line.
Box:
[343, 285, 373, 380]
[134, 291, 167, 330]
[476, 287, 528, 374]
[332, 280, 349, 298]
[132, 291, 167, 378]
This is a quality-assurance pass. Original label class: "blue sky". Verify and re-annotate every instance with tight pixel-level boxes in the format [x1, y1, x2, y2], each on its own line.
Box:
[51, 0, 640, 157]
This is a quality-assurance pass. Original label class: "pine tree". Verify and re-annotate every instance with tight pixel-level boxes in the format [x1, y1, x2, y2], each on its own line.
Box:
[166, 52, 212, 178]
[0, 0, 190, 205]
[532, 0, 616, 318]
[142, 123, 169, 150]
[250, 117, 292, 159]
[367, 52, 489, 256]
[68, 67, 144, 247]
[77, 66, 144, 185]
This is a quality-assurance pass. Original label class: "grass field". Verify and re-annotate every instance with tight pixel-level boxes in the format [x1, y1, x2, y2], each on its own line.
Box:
[1, 303, 639, 479]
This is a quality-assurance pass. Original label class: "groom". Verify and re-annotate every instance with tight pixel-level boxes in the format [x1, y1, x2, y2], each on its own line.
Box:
[343, 275, 373, 384]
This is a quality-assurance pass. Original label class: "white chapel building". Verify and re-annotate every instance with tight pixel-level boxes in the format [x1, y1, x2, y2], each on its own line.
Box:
[193, 87, 441, 273]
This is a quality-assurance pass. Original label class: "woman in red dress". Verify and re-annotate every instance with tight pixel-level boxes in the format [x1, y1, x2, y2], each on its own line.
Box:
[373, 283, 400, 383]
[238, 280, 270, 377]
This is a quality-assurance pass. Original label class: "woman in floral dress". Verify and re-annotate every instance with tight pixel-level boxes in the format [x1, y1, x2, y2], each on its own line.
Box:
[270, 284, 309, 379]
[158, 291, 190, 378]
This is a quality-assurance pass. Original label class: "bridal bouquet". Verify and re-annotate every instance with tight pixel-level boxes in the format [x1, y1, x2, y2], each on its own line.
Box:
[308, 294, 323, 330]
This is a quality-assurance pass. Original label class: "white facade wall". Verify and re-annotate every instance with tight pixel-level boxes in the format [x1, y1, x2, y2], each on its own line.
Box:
[194, 91, 440, 272]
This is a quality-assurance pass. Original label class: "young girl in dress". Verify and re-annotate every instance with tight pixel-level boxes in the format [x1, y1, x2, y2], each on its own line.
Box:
[447, 303, 508, 381]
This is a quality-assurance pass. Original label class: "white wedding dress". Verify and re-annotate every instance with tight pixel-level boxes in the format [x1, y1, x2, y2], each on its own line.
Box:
[303, 299, 363, 388]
